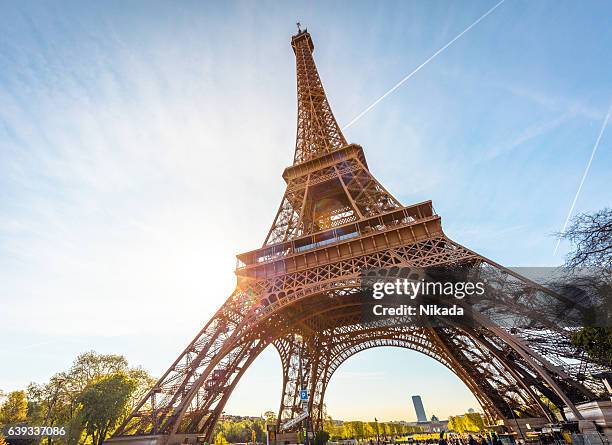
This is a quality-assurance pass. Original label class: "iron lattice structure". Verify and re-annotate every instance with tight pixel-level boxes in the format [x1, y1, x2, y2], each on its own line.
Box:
[111, 29, 608, 445]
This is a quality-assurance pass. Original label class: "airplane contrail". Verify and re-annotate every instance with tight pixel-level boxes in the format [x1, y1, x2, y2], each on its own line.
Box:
[553, 103, 611, 256]
[342, 0, 506, 130]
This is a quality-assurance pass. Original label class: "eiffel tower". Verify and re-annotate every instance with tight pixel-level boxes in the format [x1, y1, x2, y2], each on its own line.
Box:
[110, 28, 608, 445]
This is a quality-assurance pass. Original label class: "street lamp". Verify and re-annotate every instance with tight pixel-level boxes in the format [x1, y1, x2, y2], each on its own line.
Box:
[375, 418, 380, 445]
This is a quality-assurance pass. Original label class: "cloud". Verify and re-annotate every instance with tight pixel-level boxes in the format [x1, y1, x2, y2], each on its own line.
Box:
[0, 8, 293, 339]
[477, 83, 605, 160]
[484, 111, 575, 159]
[501, 84, 602, 121]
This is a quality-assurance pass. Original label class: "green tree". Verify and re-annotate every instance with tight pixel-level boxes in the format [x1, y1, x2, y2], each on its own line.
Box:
[323, 415, 336, 439]
[447, 416, 465, 433]
[342, 422, 354, 439]
[77, 373, 138, 445]
[26, 351, 155, 445]
[448, 413, 484, 433]
[0, 391, 28, 424]
[572, 327, 612, 365]
[28, 375, 82, 445]
[463, 413, 485, 432]
[215, 432, 230, 445]
[556, 208, 612, 366]
[222, 419, 246, 442]
[365, 422, 376, 438]
[264, 411, 277, 425]
[349, 421, 365, 439]
[379, 422, 389, 436]
[314, 430, 330, 445]
[69, 352, 129, 389]
[124, 367, 157, 412]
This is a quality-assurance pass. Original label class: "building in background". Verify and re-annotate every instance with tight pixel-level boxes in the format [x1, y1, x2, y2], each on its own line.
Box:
[412, 395, 428, 423]
[406, 397, 449, 432]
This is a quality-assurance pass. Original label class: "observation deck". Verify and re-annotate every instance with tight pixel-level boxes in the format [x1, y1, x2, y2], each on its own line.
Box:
[236, 200, 442, 280]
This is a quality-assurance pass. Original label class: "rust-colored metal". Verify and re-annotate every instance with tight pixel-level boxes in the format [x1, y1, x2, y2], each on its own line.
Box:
[291, 30, 346, 165]
[110, 29, 607, 445]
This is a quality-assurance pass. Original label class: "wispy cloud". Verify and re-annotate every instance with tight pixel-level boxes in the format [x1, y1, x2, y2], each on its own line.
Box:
[484, 111, 575, 159]
[501, 84, 602, 121]
[0, 8, 291, 339]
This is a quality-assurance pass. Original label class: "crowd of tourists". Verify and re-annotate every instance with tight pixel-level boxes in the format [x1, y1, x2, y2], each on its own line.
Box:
[366, 432, 509, 445]
[438, 432, 506, 445]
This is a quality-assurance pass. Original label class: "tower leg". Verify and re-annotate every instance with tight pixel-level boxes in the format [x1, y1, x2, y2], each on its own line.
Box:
[275, 334, 328, 433]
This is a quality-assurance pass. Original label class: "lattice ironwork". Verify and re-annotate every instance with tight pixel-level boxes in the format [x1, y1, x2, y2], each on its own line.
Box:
[109, 29, 609, 445]
[292, 29, 346, 165]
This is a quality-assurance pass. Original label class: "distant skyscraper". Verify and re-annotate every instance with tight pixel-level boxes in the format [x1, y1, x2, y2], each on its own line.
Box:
[412, 395, 428, 423]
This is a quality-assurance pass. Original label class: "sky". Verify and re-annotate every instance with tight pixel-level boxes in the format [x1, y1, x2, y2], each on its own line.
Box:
[1, 0, 611, 422]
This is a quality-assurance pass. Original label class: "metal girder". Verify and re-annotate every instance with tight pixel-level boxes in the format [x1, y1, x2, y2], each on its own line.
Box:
[108, 29, 609, 445]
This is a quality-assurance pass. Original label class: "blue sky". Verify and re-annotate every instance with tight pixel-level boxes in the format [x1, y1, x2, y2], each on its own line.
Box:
[1, 0, 610, 422]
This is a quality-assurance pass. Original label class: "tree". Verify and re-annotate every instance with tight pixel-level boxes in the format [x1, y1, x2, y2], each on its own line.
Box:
[314, 430, 330, 445]
[77, 373, 138, 445]
[26, 351, 155, 445]
[124, 367, 156, 412]
[448, 413, 484, 433]
[463, 413, 485, 432]
[68, 352, 129, 391]
[572, 327, 612, 365]
[447, 415, 465, 433]
[28, 374, 81, 445]
[557, 209, 612, 366]
[350, 421, 365, 439]
[558, 208, 611, 273]
[342, 422, 355, 439]
[0, 391, 28, 424]
[379, 422, 389, 436]
[264, 410, 277, 425]
[215, 432, 229, 445]
[365, 422, 376, 438]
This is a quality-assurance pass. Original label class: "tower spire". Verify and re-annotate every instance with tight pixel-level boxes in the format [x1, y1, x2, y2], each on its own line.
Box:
[291, 29, 347, 164]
